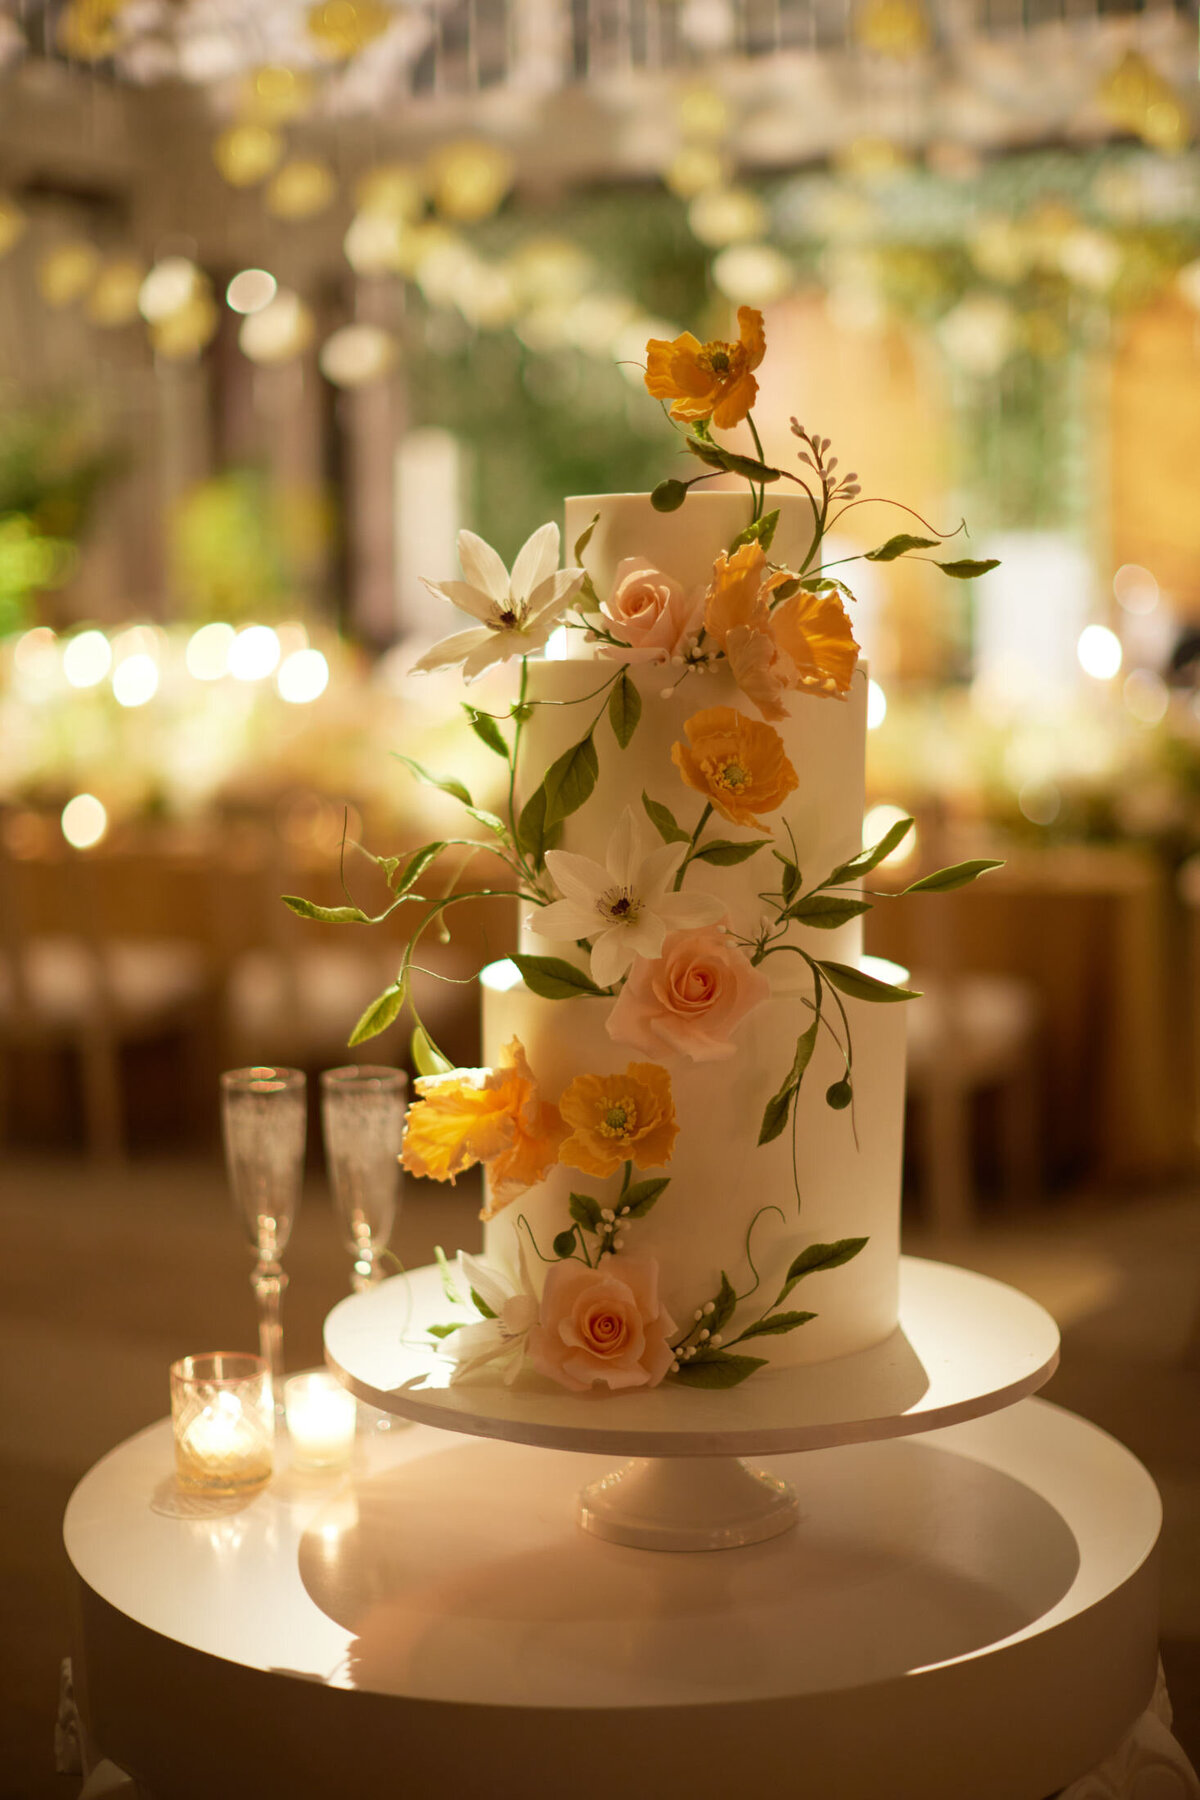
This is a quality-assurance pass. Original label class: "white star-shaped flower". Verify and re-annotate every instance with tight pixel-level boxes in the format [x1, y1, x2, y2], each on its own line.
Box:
[532, 805, 724, 988]
[441, 1245, 539, 1387]
[412, 523, 584, 681]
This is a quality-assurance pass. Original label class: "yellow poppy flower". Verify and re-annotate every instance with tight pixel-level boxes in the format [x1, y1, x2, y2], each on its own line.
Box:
[644, 306, 766, 431]
[401, 1038, 566, 1217]
[558, 1062, 678, 1179]
[770, 587, 860, 699]
[671, 705, 798, 828]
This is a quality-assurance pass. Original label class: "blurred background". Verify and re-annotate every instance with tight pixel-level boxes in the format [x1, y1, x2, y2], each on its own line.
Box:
[1, 0, 1199, 1789]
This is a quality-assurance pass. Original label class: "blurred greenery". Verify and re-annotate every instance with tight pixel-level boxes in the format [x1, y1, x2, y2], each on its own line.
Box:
[0, 396, 121, 630]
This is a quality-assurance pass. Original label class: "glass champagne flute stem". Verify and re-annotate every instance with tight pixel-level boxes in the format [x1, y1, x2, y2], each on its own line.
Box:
[251, 1260, 287, 1406]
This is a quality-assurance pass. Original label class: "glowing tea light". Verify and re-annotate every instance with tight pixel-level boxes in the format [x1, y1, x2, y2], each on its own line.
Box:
[863, 803, 916, 866]
[277, 647, 329, 704]
[63, 629, 112, 688]
[170, 1352, 274, 1497]
[285, 1372, 356, 1471]
[866, 679, 888, 730]
[61, 793, 108, 850]
[186, 621, 235, 681]
[112, 653, 159, 707]
[229, 625, 281, 682]
[225, 268, 278, 315]
[1078, 625, 1122, 682]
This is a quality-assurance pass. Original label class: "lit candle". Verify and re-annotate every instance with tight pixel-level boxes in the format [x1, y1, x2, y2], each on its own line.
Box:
[285, 1372, 356, 1471]
[170, 1353, 274, 1496]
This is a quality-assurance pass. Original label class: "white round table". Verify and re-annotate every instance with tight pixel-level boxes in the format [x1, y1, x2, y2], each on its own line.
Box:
[62, 1399, 1196, 1800]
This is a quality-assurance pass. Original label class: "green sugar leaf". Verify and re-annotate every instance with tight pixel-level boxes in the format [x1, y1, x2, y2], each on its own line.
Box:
[936, 558, 1001, 579]
[822, 817, 914, 887]
[427, 1321, 463, 1339]
[685, 434, 730, 471]
[608, 670, 642, 749]
[462, 707, 509, 760]
[783, 894, 871, 929]
[574, 512, 600, 563]
[510, 953, 610, 1000]
[692, 837, 771, 867]
[729, 508, 779, 554]
[784, 1237, 869, 1286]
[642, 791, 690, 844]
[673, 1352, 768, 1389]
[394, 752, 472, 808]
[553, 1229, 578, 1259]
[515, 785, 553, 867]
[758, 1020, 819, 1145]
[411, 1024, 454, 1079]
[282, 896, 370, 924]
[620, 1177, 670, 1219]
[470, 1287, 497, 1320]
[543, 733, 599, 830]
[736, 1310, 817, 1341]
[464, 805, 509, 838]
[348, 976, 408, 1046]
[709, 1271, 738, 1335]
[818, 961, 922, 1004]
[900, 858, 1005, 894]
[864, 533, 940, 562]
[569, 1191, 603, 1233]
[391, 842, 445, 895]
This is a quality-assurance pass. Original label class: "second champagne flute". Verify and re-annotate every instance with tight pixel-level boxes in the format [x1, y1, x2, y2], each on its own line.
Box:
[320, 1065, 408, 1293]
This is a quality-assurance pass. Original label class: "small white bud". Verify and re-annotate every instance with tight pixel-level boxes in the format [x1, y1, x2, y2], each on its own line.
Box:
[613, 1236, 625, 1250]
[699, 1328, 710, 1342]
[703, 1301, 715, 1315]
[694, 1309, 703, 1321]
[710, 1333, 723, 1347]
[601, 1208, 615, 1221]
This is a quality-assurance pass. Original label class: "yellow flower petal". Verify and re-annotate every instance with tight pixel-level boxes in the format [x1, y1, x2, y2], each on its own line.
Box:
[671, 705, 798, 828]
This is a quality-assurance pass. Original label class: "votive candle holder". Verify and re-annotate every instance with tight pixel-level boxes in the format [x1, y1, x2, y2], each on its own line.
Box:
[284, 1371, 357, 1472]
[170, 1352, 275, 1497]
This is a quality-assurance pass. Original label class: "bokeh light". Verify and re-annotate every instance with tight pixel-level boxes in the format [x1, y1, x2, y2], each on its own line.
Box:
[139, 257, 203, 323]
[1113, 564, 1159, 615]
[229, 625, 282, 681]
[1123, 668, 1169, 726]
[318, 323, 398, 388]
[863, 803, 916, 865]
[226, 269, 278, 315]
[61, 794, 108, 850]
[277, 647, 330, 703]
[239, 291, 315, 365]
[1077, 624, 1122, 681]
[14, 627, 60, 683]
[866, 679, 888, 730]
[186, 622, 236, 681]
[112, 654, 159, 707]
[63, 630, 113, 688]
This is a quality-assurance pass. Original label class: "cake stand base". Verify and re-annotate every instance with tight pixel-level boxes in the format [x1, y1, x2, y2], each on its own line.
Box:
[578, 1455, 798, 1549]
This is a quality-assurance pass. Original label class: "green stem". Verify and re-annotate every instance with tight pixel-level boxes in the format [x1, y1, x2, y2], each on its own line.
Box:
[673, 803, 713, 891]
[747, 413, 766, 523]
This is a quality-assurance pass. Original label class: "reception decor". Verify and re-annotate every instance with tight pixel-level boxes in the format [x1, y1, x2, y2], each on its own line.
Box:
[283, 1371, 357, 1471]
[170, 1352, 274, 1496]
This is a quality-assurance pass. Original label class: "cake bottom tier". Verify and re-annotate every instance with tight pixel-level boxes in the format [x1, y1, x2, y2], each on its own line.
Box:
[481, 966, 908, 1368]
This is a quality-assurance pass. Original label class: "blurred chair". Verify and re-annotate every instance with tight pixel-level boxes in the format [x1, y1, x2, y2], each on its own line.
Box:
[897, 812, 1043, 1235]
[0, 835, 216, 1160]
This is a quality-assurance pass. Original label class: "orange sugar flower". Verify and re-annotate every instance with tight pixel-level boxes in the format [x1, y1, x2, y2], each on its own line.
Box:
[557, 1062, 678, 1179]
[770, 587, 860, 700]
[644, 306, 766, 431]
[401, 1038, 565, 1218]
[671, 705, 798, 829]
[704, 542, 791, 648]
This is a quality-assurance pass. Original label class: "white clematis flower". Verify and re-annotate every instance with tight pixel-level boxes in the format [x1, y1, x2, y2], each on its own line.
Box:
[440, 1244, 540, 1386]
[533, 805, 724, 988]
[412, 523, 585, 681]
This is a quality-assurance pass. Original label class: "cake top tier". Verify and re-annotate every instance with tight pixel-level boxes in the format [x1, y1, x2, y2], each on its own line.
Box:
[564, 491, 815, 606]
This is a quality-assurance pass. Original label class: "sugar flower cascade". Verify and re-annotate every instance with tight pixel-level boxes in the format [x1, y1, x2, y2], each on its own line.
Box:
[287, 307, 1001, 1395]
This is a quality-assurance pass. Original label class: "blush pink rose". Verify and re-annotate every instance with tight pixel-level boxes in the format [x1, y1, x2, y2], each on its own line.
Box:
[528, 1258, 676, 1393]
[605, 925, 771, 1062]
[598, 557, 705, 664]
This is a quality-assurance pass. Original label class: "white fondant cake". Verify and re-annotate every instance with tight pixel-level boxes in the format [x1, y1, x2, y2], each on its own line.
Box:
[478, 491, 909, 1370]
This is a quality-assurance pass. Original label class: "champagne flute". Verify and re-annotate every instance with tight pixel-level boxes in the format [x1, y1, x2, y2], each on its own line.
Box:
[220, 1067, 306, 1408]
[319, 1065, 407, 1293]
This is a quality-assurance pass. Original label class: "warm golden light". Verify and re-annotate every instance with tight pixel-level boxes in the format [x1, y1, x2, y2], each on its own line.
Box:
[86, 259, 146, 328]
[226, 269, 278, 315]
[229, 626, 282, 682]
[185, 622, 235, 681]
[38, 242, 101, 309]
[277, 648, 330, 704]
[61, 793, 108, 851]
[112, 654, 159, 708]
[318, 323, 397, 388]
[63, 630, 112, 689]
[266, 159, 337, 221]
[239, 291, 315, 364]
[213, 123, 285, 188]
[1077, 625, 1122, 682]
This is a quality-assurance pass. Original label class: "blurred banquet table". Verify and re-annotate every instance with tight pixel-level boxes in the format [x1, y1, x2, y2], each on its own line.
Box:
[62, 1399, 1199, 1800]
[867, 841, 1195, 1185]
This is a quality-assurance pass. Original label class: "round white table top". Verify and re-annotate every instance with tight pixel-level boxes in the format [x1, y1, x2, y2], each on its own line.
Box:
[323, 1255, 1061, 1456]
[64, 1398, 1157, 1711]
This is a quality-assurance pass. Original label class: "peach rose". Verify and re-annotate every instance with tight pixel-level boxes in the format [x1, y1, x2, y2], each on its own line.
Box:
[605, 926, 770, 1062]
[528, 1257, 677, 1392]
[599, 557, 705, 663]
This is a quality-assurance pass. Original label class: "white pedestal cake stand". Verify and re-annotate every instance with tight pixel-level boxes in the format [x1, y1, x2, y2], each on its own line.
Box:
[324, 1255, 1060, 1551]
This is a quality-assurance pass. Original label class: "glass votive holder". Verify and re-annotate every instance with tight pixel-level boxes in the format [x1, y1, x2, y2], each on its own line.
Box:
[170, 1352, 274, 1497]
[284, 1371, 357, 1473]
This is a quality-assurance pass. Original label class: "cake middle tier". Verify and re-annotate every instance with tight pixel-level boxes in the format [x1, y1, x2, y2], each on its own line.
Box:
[518, 658, 869, 976]
[482, 964, 908, 1367]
